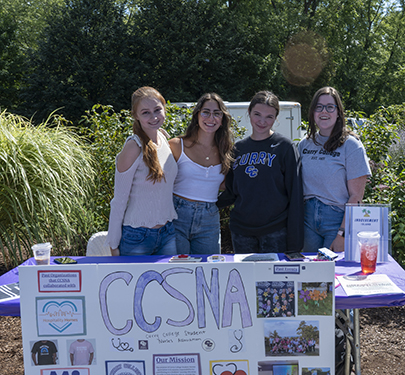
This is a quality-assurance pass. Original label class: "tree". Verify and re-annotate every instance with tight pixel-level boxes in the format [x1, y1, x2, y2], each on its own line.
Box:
[296, 320, 319, 341]
[283, 0, 405, 114]
[229, 0, 405, 115]
[0, 0, 65, 110]
[0, 0, 65, 50]
[269, 330, 280, 339]
[21, 0, 139, 123]
[130, 0, 262, 102]
[6, 0, 405, 119]
[0, 9, 23, 110]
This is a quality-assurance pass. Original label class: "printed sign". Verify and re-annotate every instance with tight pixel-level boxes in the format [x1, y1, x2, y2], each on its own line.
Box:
[153, 353, 201, 375]
[38, 270, 82, 292]
[345, 204, 391, 262]
[274, 265, 300, 274]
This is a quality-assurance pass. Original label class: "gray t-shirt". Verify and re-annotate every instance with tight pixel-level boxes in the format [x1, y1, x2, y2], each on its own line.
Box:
[298, 133, 371, 210]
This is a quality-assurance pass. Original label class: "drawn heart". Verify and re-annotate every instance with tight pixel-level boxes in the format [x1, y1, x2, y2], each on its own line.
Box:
[121, 342, 130, 350]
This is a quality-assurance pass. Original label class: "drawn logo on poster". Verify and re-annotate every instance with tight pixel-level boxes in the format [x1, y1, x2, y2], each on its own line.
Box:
[229, 329, 243, 353]
[211, 360, 249, 375]
[111, 337, 134, 352]
[106, 361, 145, 375]
[138, 340, 148, 350]
[202, 338, 215, 352]
[36, 297, 86, 336]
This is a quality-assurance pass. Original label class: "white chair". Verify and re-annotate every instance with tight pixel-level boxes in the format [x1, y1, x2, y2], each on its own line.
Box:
[86, 231, 111, 256]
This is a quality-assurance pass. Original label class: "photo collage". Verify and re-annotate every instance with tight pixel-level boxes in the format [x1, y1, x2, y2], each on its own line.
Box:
[256, 280, 334, 375]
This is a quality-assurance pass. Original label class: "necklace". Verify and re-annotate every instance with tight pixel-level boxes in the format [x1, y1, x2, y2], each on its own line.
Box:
[196, 141, 215, 160]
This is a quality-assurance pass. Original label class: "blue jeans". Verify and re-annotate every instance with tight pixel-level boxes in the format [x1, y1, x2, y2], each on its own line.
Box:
[172, 195, 221, 255]
[231, 227, 287, 254]
[303, 197, 344, 252]
[119, 222, 177, 256]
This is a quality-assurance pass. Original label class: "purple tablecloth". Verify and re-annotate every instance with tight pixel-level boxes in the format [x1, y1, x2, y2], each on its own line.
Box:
[1, 253, 404, 316]
[334, 253, 405, 309]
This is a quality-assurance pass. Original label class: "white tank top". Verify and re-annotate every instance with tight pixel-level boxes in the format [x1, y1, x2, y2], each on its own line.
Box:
[173, 139, 223, 202]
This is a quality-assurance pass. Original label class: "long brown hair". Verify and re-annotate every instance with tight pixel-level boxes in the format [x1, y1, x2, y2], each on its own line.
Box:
[131, 86, 166, 183]
[182, 93, 233, 174]
[307, 86, 357, 152]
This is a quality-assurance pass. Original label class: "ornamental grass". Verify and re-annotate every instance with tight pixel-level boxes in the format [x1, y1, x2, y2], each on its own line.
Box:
[0, 110, 96, 268]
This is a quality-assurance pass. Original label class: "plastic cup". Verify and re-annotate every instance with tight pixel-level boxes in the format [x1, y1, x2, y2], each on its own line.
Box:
[32, 243, 52, 265]
[357, 231, 380, 274]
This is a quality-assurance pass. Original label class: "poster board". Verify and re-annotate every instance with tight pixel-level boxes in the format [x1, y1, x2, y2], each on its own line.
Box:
[20, 260, 335, 375]
[344, 203, 391, 262]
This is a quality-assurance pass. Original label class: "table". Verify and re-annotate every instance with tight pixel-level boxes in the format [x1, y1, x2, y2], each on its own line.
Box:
[2, 253, 405, 316]
[2, 253, 405, 375]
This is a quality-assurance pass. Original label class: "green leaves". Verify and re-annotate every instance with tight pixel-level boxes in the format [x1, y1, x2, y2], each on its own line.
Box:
[354, 104, 405, 267]
[21, 0, 137, 124]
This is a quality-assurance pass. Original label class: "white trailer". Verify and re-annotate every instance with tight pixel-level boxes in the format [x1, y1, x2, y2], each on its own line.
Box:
[174, 101, 305, 141]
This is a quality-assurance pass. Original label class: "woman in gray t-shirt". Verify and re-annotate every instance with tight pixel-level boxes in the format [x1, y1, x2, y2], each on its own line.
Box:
[298, 87, 371, 252]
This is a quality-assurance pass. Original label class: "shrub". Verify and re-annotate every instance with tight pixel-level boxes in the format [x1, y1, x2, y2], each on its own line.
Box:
[349, 105, 405, 267]
[0, 111, 96, 268]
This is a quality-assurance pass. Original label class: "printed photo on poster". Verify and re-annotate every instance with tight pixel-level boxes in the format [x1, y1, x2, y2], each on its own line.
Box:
[297, 282, 333, 316]
[30, 339, 58, 366]
[258, 360, 298, 375]
[264, 320, 319, 356]
[67, 338, 96, 366]
[256, 281, 295, 318]
[210, 359, 249, 375]
[36, 296, 86, 336]
[302, 367, 331, 375]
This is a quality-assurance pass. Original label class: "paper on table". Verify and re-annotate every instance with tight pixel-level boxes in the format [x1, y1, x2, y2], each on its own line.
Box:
[0, 282, 20, 302]
[337, 274, 404, 296]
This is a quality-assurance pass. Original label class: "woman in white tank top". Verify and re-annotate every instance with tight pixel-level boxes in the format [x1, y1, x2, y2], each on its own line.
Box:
[169, 93, 233, 254]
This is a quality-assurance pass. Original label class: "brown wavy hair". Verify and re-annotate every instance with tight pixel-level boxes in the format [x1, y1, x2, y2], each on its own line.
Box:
[307, 86, 358, 152]
[182, 93, 233, 174]
[131, 86, 166, 183]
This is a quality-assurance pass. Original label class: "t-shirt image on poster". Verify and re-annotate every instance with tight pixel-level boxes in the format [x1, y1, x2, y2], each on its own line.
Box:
[69, 339, 95, 365]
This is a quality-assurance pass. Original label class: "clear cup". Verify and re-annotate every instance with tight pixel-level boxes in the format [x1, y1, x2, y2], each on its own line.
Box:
[357, 231, 380, 274]
[32, 243, 52, 265]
